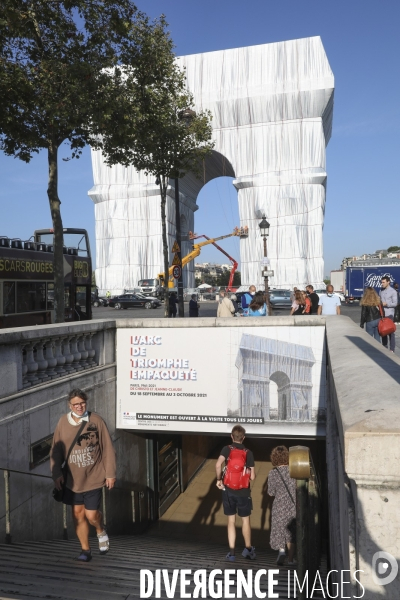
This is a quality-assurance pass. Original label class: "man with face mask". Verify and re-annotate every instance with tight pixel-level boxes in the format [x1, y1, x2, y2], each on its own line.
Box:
[241, 285, 256, 317]
[317, 285, 341, 316]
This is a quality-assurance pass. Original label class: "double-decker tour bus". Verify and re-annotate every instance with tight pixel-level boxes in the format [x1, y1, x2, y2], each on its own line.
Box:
[0, 228, 92, 329]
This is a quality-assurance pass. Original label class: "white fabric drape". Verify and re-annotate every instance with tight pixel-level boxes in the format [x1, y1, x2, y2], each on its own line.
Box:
[89, 36, 334, 294]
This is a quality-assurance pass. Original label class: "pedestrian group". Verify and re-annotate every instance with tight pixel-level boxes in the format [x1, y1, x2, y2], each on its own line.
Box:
[215, 426, 297, 566]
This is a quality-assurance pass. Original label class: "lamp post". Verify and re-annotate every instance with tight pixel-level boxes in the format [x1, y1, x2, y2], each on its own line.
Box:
[259, 215, 272, 315]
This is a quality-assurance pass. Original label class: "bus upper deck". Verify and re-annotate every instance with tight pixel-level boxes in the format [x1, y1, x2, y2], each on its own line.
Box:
[0, 228, 92, 329]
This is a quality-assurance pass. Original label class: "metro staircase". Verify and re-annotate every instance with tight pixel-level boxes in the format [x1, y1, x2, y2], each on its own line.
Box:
[0, 533, 327, 600]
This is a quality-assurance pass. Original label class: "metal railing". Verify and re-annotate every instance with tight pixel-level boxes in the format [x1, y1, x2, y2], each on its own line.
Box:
[289, 446, 322, 600]
[1, 467, 153, 544]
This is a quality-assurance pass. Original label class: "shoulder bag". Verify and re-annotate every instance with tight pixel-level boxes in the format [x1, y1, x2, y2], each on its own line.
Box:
[274, 466, 296, 506]
[52, 419, 87, 502]
[378, 304, 396, 337]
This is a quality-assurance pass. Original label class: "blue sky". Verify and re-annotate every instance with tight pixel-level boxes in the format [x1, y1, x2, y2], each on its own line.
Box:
[1, 0, 399, 277]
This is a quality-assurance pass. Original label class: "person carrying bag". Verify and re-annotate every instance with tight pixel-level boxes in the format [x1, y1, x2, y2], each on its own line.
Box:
[378, 304, 396, 337]
[52, 420, 86, 502]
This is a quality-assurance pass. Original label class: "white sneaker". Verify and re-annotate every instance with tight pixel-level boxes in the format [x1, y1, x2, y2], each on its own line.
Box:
[276, 550, 286, 565]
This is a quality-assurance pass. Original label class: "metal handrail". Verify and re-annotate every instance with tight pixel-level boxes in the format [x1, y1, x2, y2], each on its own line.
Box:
[289, 446, 322, 600]
[0, 467, 52, 479]
[0, 467, 145, 491]
[1, 467, 152, 544]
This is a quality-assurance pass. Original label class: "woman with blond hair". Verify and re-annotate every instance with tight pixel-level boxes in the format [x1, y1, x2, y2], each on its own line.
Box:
[290, 290, 306, 316]
[360, 287, 381, 341]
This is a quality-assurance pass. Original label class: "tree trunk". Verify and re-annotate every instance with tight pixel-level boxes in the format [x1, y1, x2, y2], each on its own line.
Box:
[160, 178, 170, 318]
[47, 142, 65, 323]
[174, 176, 184, 317]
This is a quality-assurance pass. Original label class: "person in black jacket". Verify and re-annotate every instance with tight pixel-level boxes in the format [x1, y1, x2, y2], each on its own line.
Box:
[168, 292, 178, 318]
[306, 285, 319, 315]
[189, 294, 199, 317]
[360, 287, 381, 341]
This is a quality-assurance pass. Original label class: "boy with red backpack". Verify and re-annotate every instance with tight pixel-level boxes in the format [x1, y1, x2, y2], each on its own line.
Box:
[215, 425, 256, 561]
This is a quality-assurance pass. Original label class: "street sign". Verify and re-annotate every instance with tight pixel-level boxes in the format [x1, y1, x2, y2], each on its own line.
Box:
[172, 241, 180, 253]
[172, 265, 182, 279]
[262, 270, 274, 277]
[172, 253, 182, 266]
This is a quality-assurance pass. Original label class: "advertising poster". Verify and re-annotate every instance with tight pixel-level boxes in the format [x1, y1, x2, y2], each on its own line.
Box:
[117, 326, 326, 436]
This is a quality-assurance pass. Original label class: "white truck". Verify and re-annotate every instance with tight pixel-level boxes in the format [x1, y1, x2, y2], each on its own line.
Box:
[137, 278, 164, 299]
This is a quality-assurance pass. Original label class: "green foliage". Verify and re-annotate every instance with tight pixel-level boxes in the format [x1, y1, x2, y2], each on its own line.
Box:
[0, 1, 179, 320]
[0, 0, 153, 161]
[323, 278, 331, 285]
[387, 246, 400, 253]
[98, 50, 214, 180]
[96, 36, 214, 316]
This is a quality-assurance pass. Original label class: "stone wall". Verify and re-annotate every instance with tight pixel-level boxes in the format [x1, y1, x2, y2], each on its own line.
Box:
[326, 316, 400, 599]
[1, 314, 399, 600]
[0, 319, 147, 542]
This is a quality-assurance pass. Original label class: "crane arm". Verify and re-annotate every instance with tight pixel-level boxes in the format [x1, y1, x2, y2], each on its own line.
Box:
[158, 227, 247, 285]
[192, 231, 239, 251]
[191, 234, 239, 291]
[158, 247, 202, 283]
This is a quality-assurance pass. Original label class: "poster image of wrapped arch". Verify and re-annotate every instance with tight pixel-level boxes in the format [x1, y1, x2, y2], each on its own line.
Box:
[116, 326, 326, 436]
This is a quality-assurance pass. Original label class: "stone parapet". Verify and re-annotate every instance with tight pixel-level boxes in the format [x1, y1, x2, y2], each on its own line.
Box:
[326, 316, 400, 599]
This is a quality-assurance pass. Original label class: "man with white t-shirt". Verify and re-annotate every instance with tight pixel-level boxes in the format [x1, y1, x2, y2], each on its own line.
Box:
[317, 285, 341, 315]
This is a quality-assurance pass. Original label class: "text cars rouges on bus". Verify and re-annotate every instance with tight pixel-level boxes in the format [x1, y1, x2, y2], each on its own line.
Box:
[0, 228, 92, 328]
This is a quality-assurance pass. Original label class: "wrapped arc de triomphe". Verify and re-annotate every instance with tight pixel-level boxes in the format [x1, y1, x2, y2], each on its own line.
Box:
[88, 36, 334, 294]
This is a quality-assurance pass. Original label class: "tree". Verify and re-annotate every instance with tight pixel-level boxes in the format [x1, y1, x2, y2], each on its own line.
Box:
[387, 246, 400, 253]
[98, 51, 214, 316]
[0, 0, 171, 321]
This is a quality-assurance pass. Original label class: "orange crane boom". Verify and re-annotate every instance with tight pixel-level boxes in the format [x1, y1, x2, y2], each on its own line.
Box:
[190, 234, 238, 291]
[158, 227, 248, 287]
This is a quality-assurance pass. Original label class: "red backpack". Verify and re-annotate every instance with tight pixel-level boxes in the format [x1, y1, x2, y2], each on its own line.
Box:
[223, 446, 251, 490]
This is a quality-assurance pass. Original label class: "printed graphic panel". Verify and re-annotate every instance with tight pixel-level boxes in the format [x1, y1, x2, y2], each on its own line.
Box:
[117, 327, 326, 436]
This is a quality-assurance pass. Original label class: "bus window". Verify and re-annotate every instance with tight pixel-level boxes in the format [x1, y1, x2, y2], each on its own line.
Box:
[75, 286, 88, 319]
[64, 285, 71, 308]
[17, 282, 46, 313]
[47, 283, 54, 310]
[3, 282, 16, 313]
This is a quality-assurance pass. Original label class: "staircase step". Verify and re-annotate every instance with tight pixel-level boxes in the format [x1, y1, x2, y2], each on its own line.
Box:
[0, 534, 326, 599]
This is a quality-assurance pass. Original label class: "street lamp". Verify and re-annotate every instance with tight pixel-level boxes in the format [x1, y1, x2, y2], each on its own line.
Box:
[259, 216, 270, 241]
[259, 215, 272, 315]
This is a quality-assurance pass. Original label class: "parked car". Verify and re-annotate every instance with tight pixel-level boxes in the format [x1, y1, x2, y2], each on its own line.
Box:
[234, 289, 291, 309]
[269, 289, 292, 308]
[93, 296, 109, 307]
[108, 294, 161, 309]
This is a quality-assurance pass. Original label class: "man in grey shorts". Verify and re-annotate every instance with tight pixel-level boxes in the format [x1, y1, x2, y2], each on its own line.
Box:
[215, 425, 256, 561]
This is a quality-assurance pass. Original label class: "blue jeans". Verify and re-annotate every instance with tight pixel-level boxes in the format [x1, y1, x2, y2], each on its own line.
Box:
[381, 315, 395, 351]
[366, 318, 381, 342]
